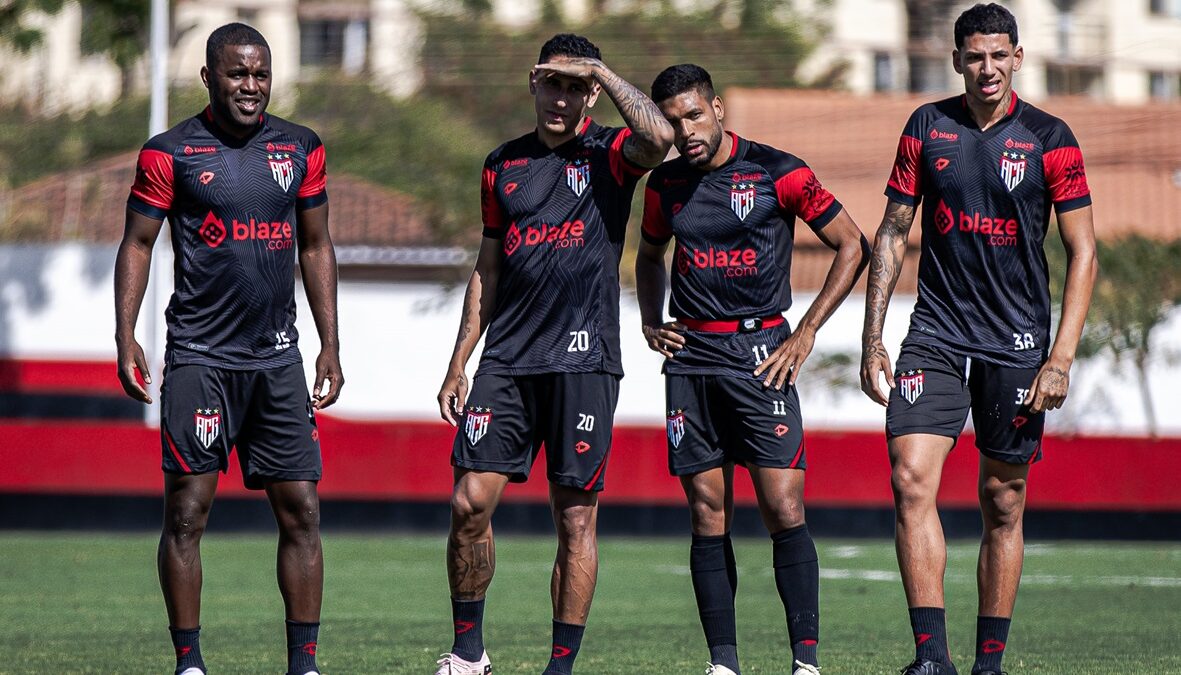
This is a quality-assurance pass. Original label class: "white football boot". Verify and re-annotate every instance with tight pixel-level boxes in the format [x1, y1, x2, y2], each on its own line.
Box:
[178, 669, 205, 675]
[705, 664, 739, 675]
[434, 651, 492, 674]
[792, 660, 821, 675]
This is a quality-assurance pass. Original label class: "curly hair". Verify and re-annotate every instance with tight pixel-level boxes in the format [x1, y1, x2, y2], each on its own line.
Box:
[954, 3, 1018, 49]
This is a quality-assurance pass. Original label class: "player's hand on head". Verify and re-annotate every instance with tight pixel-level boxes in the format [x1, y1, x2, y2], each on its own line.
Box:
[312, 350, 344, 410]
[532, 58, 602, 83]
[859, 341, 895, 407]
[756, 326, 815, 389]
[1025, 361, 1069, 414]
[115, 338, 152, 403]
[437, 367, 468, 427]
[642, 321, 685, 359]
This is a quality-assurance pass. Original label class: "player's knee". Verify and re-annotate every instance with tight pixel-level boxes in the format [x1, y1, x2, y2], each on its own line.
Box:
[763, 499, 805, 531]
[891, 461, 937, 509]
[277, 496, 320, 539]
[556, 505, 597, 549]
[162, 503, 209, 544]
[450, 489, 494, 532]
[688, 498, 726, 534]
[980, 478, 1026, 529]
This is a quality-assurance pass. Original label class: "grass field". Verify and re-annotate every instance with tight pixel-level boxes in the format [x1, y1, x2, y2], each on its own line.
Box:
[2, 533, 1179, 674]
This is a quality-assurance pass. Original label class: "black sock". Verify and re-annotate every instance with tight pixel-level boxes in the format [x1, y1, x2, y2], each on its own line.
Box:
[169, 625, 204, 674]
[771, 525, 820, 667]
[543, 620, 584, 674]
[691, 534, 740, 672]
[972, 615, 1011, 673]
[722, 531, 739, 598]
[450, 598, 486, 661]
[909, 607, 950, 664]
[285, 620, 319, 675]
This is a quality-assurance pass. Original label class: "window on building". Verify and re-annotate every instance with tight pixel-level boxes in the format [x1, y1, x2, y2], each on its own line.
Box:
[874, 52, 894, 92]
[1045, 64, 1103, 97]
[908, 56, 949, 93]
[1149, 0, 1181, 17]
[1148, 70, 1181, 99]
[300, 18, 368, 74]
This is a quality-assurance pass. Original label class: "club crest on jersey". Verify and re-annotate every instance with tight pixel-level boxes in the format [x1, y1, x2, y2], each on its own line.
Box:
[666, 410, 686, 448]
[194, 408, 221, 449]
[465, 407, 493, 446]
[898, 370, 924, 405]
[566, 159, 590, 196]
[268, 152, 295, 192]
[730, 182, 756, 221]
[1000, 151, 1026, 192]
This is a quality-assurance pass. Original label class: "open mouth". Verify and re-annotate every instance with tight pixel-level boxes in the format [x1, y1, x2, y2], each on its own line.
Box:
[978, 81, 1001, 96]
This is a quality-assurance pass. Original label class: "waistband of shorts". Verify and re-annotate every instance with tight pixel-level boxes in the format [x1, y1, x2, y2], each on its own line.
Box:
[679, 314, 785, 333]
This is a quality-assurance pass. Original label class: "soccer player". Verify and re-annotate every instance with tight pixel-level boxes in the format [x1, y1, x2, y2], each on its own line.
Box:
[859, 5, 1097, 675]
[434, 34, 672, 675]
[636, 64, 869, 675]
[114, 23, 342, 675]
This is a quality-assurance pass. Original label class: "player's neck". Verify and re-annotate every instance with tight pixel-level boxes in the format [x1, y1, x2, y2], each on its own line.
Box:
[536, 117, 586, 149]
[965, 89, 1014, 131]
[701, 131, 734, 171]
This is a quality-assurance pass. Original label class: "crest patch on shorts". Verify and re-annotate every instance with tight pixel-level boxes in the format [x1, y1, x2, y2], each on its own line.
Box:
[899, 370, 925, 405]
[465, 406, 493, 445]
[666, 410, 686, 448]
[194, 408, 221, 449]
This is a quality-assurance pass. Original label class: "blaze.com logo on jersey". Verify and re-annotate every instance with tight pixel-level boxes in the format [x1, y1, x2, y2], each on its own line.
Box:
[199, 211, 294, 250]
[934, 200, 1018, 247]
[503, 220, 585, 256]
[676, 245, 759, 277]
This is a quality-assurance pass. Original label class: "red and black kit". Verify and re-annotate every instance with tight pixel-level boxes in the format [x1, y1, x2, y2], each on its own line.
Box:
[885, 92, 1091, 368]
[642, 134, 841, 475]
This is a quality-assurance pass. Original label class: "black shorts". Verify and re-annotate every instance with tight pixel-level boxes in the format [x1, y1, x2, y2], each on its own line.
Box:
[665, 373, 805, 476]
[160, 363, 321, 489]
[886, 342, 1044, 464]
[451, 372, 620, 491]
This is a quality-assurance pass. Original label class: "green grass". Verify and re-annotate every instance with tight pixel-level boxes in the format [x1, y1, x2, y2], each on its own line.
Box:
[2, 533, 1179, 673]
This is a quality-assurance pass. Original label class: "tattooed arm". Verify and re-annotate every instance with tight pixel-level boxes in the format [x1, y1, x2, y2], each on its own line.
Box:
[1025, 204, 1097, 413]
[438, 236, 503, 426]
[860, 199, 917, 406]
[533, 58, 673, 167]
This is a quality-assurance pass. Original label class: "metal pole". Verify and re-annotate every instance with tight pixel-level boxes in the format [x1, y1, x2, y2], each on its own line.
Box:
[145, 0, 169, 426]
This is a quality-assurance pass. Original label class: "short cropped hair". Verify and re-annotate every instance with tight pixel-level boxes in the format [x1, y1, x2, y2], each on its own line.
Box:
[954, 3, 1018, 49]
[650, 64, 716, 104]
[538, 33, 601, 64]
[206, 22, 270, 69]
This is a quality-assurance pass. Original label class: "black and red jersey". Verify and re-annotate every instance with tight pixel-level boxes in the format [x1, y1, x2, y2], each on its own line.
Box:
[642, 133, 842, 374]
[128, 107, 328, 370]
[478, 118, 647, 376]
[885, 93, 1090, 367]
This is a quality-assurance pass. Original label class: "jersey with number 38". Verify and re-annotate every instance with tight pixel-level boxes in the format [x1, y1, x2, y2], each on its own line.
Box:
[477, 119, 647, 376]
[885, 94, 1091, 367]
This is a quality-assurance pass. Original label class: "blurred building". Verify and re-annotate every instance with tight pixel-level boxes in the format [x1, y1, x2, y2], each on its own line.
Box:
[5, 0, 1181, 114]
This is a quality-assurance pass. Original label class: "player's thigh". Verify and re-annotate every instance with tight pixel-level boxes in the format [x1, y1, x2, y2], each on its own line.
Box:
[236, 363, 321, 490]
[541, 372, 620, 492]
[969, 361, 1045, 465]
[886, 342, 972, 442]
[451, 373, 535, 483]
[159, 364, 240, 476]
[665, 374, 724, 477]
[713, 375, 805, 470]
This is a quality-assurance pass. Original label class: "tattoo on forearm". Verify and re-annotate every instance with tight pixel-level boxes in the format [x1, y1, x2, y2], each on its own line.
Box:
[864, 205, 913, 351]
[599, 69, 666, 146]
[454, 282, 477, 349]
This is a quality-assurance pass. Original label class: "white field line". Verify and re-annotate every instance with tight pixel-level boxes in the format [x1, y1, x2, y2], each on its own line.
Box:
[654, 566, 1181, 588]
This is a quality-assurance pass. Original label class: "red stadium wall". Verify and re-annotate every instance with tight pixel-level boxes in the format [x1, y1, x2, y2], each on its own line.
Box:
[2, 358, 1179, 511]
[3, 415, 1181, 511]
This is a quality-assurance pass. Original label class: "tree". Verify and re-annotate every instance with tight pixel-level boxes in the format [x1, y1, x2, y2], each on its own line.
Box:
[0, 0, 65, 53]
[78, 0, 150, 97]
[1047, 232, 1181, 436]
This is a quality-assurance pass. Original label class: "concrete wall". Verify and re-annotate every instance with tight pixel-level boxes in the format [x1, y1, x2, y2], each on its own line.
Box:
[2, 244, 1179, 436]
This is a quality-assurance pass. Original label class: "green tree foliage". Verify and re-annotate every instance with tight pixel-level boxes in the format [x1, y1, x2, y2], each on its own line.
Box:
[1047, 231, 1181, 436]
[0, 0, 65, 53]
[418, 3, 816, 143]
[78, 0, 150, 97]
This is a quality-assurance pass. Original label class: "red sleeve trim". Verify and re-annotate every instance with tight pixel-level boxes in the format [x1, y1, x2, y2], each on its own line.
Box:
[1043, 146, 1090, 203]
[129, 149, 174, 210]
[775, 166, 837, 225]
[480, 167, 506, 232]
[640, 186, 672, 243]
[886, 135, 923, 198]
[609, 128, 648, 185]
[298, 145, 327, 198]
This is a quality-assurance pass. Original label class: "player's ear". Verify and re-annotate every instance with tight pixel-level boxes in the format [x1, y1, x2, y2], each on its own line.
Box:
[528, 69, 538, 95]
[200, 65, 211, 89]
[713, 96, 725, 123]
[587, 82, 601, 108]
[951, 49, 963, 75]
[1012, 44, 1024, 71]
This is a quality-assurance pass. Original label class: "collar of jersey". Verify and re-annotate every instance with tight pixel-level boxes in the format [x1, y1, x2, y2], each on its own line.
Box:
[199, 105, 269, 149]
[957, 90, 1021, 131]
